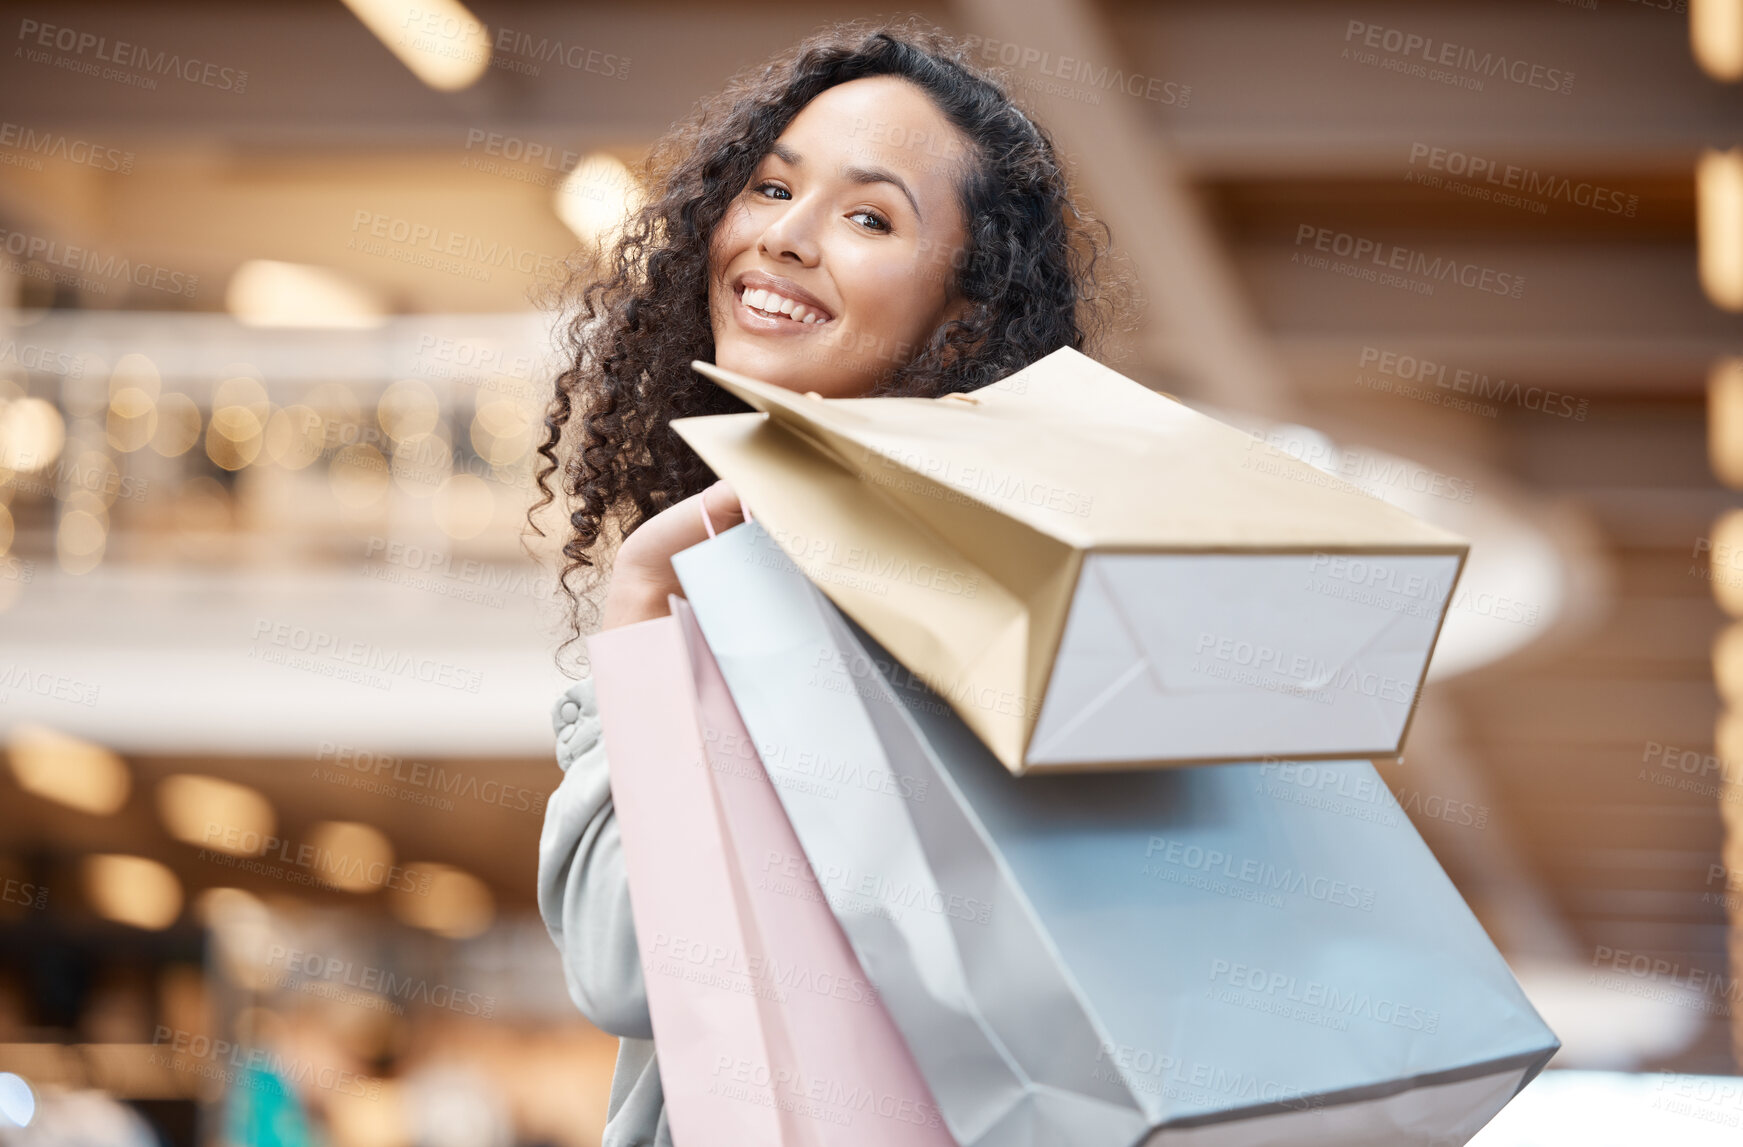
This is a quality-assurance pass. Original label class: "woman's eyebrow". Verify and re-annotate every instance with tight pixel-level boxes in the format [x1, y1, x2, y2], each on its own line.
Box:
[768, 141, 923, 222]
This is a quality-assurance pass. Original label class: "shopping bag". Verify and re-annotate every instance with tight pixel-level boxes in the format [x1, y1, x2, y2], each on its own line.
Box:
[672, 521, 1558, 1147]
[669, 346, 1469, 774]
[588, 600, 954, 1147]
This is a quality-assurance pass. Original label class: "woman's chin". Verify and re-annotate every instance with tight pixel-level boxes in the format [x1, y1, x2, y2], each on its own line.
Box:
[715, 339, 809, 390]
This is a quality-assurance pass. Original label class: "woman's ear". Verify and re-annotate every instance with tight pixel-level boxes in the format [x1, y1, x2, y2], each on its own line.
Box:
[933, 292, 980, 373]
[940, 291, 972, 329]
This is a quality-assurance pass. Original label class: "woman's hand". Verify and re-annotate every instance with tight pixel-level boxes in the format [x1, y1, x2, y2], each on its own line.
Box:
[600, 480, 747, 629]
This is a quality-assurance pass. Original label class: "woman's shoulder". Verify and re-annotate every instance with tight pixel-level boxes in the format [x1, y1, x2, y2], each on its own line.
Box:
[551, 677, 602, 771]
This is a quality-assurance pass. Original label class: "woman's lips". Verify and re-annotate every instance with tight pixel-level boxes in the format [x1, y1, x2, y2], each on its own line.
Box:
[730, 284, 833, 337]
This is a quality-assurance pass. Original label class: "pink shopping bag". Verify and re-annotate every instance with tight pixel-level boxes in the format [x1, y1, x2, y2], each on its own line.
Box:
[588, 595, 953, 1147]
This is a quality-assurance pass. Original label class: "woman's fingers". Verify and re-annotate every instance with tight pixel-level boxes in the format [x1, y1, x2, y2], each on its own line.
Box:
[699, 479, 747, 533]
[601, 481, 745, 628]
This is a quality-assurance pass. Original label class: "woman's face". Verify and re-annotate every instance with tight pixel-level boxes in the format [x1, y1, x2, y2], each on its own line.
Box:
[708, 75, 974, 397]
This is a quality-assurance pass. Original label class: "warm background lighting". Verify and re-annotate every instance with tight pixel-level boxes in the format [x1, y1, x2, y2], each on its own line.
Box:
[6, 725, 130, 815]
[554, 154, 644, 250]
[1711, 510, 1743, 617]
[1698, 148, 1743, 312]
[226, 259, 388, 329]
[340, 0, 491, 91]
[306, 821, 396, 893]
[0, 6, 1738, 1136]
[1693, 0, 1743, 81]
[156, 774, 277, 853]
[1711, 359, 1743, 487]
[82, 854, 184, 931]
[391, 862, 495, 938]
[0, 396, 66, 475]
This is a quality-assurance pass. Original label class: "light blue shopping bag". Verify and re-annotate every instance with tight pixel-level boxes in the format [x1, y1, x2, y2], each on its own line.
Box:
[673, 520, 1557, 1147]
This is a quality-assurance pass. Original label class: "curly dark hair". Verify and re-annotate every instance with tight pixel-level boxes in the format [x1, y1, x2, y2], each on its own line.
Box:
[528, 16, 1130, 666]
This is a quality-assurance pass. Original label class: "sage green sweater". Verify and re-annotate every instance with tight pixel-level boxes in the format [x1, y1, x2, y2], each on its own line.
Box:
[537, 677, 673, 1147]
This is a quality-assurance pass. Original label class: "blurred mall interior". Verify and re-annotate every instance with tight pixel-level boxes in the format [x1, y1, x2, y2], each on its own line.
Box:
[3, 0, 1743, 1144]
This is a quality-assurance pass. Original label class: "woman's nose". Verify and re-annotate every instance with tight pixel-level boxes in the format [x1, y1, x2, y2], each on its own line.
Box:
[756, 194, 823, 265]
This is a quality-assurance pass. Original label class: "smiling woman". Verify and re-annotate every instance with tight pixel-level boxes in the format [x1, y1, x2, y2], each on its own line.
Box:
[709, 78, 977, 397]
[529, 17, 1127, 648]
[529, 18, 1124, 1147]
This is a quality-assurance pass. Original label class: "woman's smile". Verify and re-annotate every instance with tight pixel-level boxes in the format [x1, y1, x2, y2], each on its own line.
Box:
[730, 269, 835, 337]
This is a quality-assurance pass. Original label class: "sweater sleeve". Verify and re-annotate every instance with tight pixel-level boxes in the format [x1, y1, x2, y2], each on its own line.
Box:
[537, 677, 655, 1040]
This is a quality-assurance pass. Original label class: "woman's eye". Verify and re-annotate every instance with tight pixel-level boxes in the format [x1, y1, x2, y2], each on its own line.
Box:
[748, 180, 887, 233]
[849, 209, 891, 233]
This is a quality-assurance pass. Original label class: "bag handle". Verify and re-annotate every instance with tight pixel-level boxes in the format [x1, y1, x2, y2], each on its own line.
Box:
[698, 491, 753, 539]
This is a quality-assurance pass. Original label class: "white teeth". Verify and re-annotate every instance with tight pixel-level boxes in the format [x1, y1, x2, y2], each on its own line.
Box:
[740, 284, 828, 323]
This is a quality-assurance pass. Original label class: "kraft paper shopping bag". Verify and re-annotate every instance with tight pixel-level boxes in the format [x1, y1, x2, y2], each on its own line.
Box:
[673, 520, 1557, 1147]
[670, 345, 1469, 774]
[588, 601, 953, 1146]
